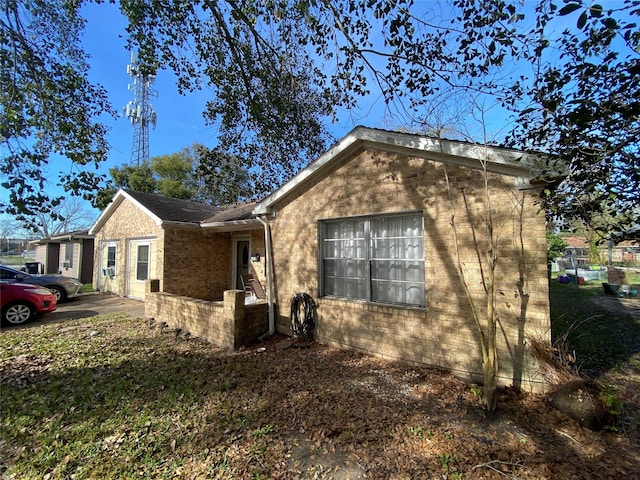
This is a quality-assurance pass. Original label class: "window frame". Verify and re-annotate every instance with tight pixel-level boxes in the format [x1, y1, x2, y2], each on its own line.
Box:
[64, 242, 74, 268]
[135, 243, 150, 282]
[319, 211, 425, 308]
[106, 244, 117, 275]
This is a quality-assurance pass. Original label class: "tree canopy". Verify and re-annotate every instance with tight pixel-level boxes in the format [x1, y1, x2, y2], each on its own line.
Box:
[1, 0, 113, 225]
[96, 144, 252, 208]
[2, 0, 638, 239]
[508, 0, 640, 241]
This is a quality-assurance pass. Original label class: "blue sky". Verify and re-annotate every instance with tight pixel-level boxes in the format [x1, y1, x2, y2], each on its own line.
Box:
[78, 2, 391, 169]
[4, 0, 599, 231]
[80, 2, 218, 173]
[0, 1, 392, 234]
[43, 2, 385, 209]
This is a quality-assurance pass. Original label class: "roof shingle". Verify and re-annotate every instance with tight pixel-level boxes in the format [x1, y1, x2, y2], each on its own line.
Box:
[123, 189, 221, 224]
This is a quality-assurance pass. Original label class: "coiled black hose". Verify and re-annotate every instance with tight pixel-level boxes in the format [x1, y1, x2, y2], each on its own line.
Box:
[290, 293, 316, 342]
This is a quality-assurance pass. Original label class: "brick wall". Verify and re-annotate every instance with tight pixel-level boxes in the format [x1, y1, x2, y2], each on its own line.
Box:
[92, 194, 267, 302]
[162, 228, 266, 301]
[145, 283, 268, 350]
[92, 197, 161, 296]
[162, 228, 231, 300]
[269, 149, 550, 392]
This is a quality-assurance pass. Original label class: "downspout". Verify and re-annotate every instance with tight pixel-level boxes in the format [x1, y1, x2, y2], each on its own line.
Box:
[257, 216, 275, 336]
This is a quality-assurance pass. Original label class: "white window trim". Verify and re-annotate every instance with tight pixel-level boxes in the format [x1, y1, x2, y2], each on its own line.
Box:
[64, 242, 74, 268]
[319, 211, 425, 308]
[106, 243, 117, 275]
[135, 242, 151, 282]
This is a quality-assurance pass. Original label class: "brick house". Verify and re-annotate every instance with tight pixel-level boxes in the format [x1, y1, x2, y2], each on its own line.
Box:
[89, 189, 264, 302]
[92, 127, 552, 390]
[254, 127, 551, 391]
[29, 230, 94, 283]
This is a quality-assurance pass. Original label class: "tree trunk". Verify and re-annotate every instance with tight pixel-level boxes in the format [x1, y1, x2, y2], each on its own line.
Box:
[482, 356, 498, 411]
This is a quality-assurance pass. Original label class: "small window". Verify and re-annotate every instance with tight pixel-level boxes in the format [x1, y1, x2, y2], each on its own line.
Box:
[64, 243, 73, 268]
[136, 245, 150, 281]
[320, 212, 425, 307]
[106, 245, 116, 273]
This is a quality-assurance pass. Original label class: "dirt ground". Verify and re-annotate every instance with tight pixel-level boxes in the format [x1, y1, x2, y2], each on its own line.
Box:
[245, 336, 640, 479]
[592, 295, 640, 320]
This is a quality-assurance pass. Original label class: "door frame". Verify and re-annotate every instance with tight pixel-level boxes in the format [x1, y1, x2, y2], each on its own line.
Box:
[125, 237, 156, 299]
[231, 236, 251, 290]
[97, 241, 118, 292]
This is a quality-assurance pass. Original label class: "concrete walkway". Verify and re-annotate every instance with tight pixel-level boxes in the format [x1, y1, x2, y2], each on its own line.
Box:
[39, 292, 146, 325]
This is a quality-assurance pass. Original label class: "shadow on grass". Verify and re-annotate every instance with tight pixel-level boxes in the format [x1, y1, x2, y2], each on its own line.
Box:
[2, 316, 639, 478]
[549, 280, 640, 376]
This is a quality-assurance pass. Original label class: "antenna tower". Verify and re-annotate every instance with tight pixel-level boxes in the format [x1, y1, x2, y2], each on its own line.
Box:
[124, 51, 157, 166]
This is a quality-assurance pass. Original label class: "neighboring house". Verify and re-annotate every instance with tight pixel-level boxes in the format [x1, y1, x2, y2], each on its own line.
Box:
[253, 127, 552, 391]
[96, 127, 554, 391]
[30, 230, 94, 283]
[88, 189, 264, 301]
[562, 235, 640, 267]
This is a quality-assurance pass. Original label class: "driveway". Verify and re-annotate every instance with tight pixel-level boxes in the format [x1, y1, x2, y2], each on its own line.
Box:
[36, 292, 146, 326]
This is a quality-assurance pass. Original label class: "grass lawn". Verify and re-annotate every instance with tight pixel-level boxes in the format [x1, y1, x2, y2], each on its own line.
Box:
[550, 272, 640, 375]
[1, 281, 639, 479]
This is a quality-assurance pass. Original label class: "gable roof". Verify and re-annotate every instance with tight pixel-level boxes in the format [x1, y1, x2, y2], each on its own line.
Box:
[123, 189, 223, 223]
[253, 126, 548, 216]
[89, 189, 222, 234]
[202, 201, 257, 224]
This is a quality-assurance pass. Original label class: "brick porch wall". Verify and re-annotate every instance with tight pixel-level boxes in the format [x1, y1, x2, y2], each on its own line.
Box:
[269, 149, 550, 392]
[161, 228, 267, 301]
[162, 228, 232, 300]
[145, 282, 268, 350]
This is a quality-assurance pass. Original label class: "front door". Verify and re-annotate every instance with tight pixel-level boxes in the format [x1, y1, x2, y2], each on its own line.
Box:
[234, 239, 250, 290]
[126, 239, 157, 300]
[98, 242, 118, 294]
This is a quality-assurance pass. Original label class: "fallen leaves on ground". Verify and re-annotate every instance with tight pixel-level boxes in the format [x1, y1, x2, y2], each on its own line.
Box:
[0, 313, 638, 479]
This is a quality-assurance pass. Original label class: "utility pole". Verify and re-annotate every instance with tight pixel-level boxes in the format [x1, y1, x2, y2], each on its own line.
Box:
[123, 51, 157, 166]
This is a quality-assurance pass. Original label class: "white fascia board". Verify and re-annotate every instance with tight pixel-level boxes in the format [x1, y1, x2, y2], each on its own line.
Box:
[253, 129, 363, 215]
[253, 127, 537, 215]
[359, 128, 538, 168]
[160, 221, 202, 230]
[119, 190, 165, 227]
[49, 233, 92, 242]
[200, 219, 262, 232]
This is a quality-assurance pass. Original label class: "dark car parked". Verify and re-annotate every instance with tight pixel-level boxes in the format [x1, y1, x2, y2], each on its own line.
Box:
[1, 282, 58, 326]
[0, 265, 83, 302]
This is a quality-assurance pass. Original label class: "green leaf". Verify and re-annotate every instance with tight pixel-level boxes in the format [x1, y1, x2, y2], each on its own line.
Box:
[577, 11, 588, 29]
[589, 4, 603, 18]
[604, 18, 618, 29]
[558, 3, 582, 16]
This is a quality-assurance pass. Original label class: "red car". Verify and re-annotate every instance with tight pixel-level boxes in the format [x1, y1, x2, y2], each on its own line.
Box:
[1, 282, 58, 326]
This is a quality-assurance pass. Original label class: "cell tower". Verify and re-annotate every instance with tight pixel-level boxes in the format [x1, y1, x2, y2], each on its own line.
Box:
[123, 51, 157, 166]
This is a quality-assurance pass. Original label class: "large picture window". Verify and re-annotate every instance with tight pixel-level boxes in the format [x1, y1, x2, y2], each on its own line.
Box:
[136, 245, 150, 281]
[321, 213, 425, 307]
